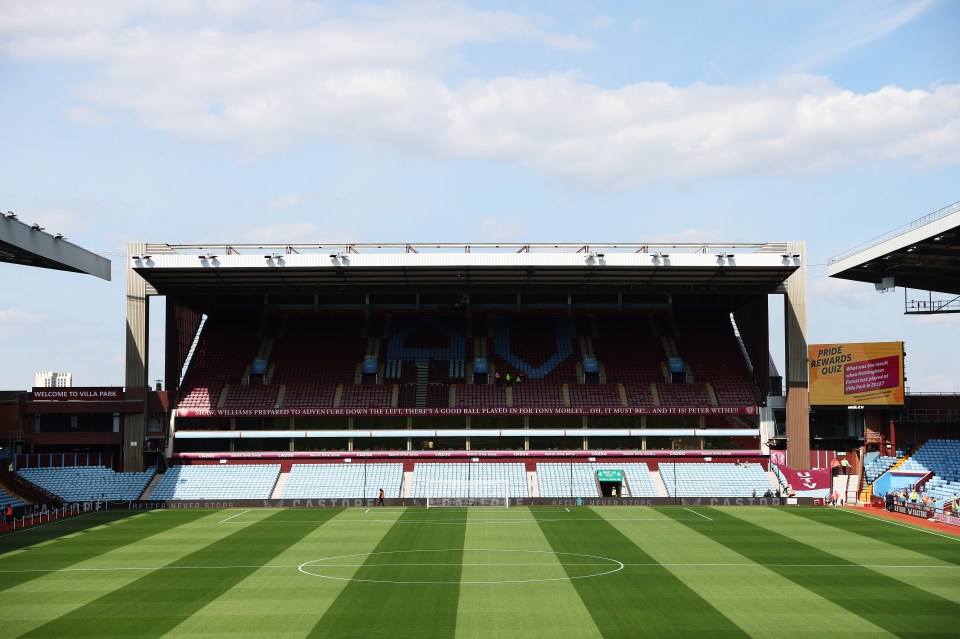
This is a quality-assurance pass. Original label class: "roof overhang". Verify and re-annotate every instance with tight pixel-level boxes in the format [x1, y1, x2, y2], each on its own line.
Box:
[131, 243, 801, 296]
[828, 204, 960, 295]
[0, 214, 111, 281]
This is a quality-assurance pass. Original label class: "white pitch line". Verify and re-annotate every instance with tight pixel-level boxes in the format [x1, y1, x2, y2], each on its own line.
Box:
[218, 509, 251, 524]
[0, 564, 296, 574]
[305, 562, 613, 567]
[218, 517, 709, 525]
[364, 509, 370, 514]
[683, 507, 713, 521]
[628, 562, 960, 569]
[565, 507, 570, 512]
[838, 507, 960, 541]
[1, 560, 955, 576]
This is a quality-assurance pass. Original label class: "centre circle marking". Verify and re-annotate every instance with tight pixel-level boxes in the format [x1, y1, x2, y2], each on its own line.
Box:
[298, 548, 624, 585]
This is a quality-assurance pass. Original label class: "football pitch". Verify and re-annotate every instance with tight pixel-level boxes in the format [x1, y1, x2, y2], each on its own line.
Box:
[1, 506, 958, 638]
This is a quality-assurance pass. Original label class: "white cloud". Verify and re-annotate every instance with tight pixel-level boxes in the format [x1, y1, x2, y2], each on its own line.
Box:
[3, 1, 958, 189]
[12, 206, 100, 238]
[787, 0, 936, 73]
[66, 104, 109, 127]
[807, 276, 876, 309]
[240, 221, 359, 244]
[590, 14, 614, 31]
[0, 309, 48, 323]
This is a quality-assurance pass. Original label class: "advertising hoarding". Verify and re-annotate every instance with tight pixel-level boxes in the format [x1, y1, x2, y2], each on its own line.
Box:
[808, 342, 904, 406]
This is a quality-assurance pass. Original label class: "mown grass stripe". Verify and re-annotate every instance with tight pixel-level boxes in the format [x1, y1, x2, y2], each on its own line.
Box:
[20, 508, 342, 639]
[455, 507, 602, 639]
[658, 506, 960, 638]
[309, 507, 466, 639]
[166, 508, 406, 637]
[596, 507, 896, 637]
[724, 507, 959, 569]
[0, 511, 199, 593]
[534, 506, 749, 638]
[786, 507, 960, 564]
[2, 510, 251, 638]
[724, 506, 960, 606]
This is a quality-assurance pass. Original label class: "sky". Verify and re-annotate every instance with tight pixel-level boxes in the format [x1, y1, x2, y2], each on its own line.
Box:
[1, 0, 958, 393]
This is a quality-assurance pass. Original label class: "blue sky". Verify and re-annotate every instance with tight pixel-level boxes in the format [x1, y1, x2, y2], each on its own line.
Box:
[1, 0, 958, 392]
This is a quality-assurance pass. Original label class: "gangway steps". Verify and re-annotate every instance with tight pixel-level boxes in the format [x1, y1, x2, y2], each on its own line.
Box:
[271, 472, 289, 499]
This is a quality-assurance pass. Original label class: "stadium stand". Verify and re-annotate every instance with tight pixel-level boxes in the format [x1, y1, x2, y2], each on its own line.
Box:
[567, 384, 624, 408]
[453, 384, 507, 408]
[149, 464, 280, 500]
[489, 315, 577, 384]
[592, 313, 666, 391]
[0, 487, 26, 509]
[536, 463, 659, 498]
[17, 466, 156, 501]
[653, 382, 714, 407]
[410, 463, 528, 499]
[673, 315, 758, 407]
[172, 308, 758, 414]
[281, 463, 404, 499]
[338, 384, 395, 408]
[864, 454, 900, 484]
[178, 315, 261, 409]
[512, 382, 566, 408]
[893, 439, 960, 509]
[660, 463, 774, 497]
[273, 311, 366, 408]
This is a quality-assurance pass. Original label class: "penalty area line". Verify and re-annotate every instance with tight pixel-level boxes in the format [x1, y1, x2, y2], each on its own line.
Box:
[683, 507, 713, 521]
[218, 509, 251, 524]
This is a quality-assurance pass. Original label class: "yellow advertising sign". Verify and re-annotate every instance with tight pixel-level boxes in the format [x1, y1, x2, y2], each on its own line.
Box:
[808, 342, 904, 406]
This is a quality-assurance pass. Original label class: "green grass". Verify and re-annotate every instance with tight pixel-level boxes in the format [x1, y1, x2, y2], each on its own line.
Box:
[1, 506, 958, 638]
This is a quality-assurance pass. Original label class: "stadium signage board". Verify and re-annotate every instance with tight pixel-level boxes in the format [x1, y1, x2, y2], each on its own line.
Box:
[174, 449, 761, 460]
[887, 502, 934, 519]
[31, 387, 124, 401]
[808, 341, 904, 406]
[934, 512, 960, 527]
[111, 496, 805, 510]
[596, 469, 623, 482]
[177, 406, 758, 417]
